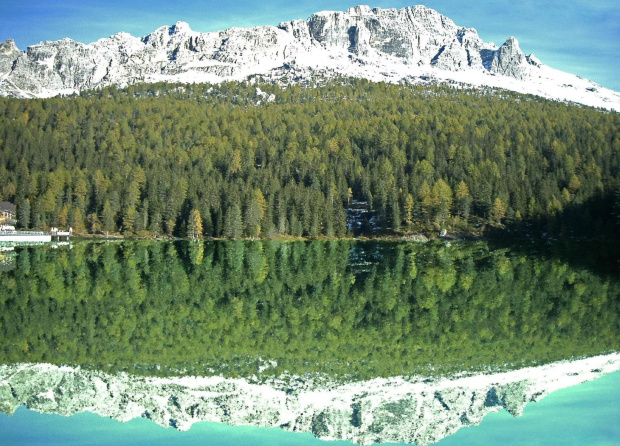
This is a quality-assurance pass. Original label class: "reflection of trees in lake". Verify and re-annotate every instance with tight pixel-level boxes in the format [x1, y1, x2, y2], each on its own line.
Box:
[0, 240, 618, 380]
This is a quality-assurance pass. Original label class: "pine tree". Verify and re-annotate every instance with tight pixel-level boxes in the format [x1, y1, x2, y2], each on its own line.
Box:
[492, 197, 506, 224]
[615, 186, 620, 224]
[71, 207, 86, 233]
[122, 206, 137, 234]
[223, 204, 243, 239]
[389, 189, 401, 231]
[102, 200, 116, 232]
[405, 193, 414, 226]
[188, 209, 203, 240]
[202, 208, 213, 237]
[18, 198, 30, 229]
[57, 205, 69, 227]
[87, 213, 102, 233]
[455, 181, 472, 220]
[165, 218, 176, 237]
[418, 181, 433, 222]
[228, 149, 242, 177]
[244, 194, 263, 238]
[432, 179, 453, 226]
[568, 174, 581, 195]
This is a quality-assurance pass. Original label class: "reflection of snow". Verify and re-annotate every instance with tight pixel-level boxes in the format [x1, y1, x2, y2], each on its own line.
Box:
[346, 200, 371, 231]
[258, 358, 278, 373]
[2, 354, 619, 445]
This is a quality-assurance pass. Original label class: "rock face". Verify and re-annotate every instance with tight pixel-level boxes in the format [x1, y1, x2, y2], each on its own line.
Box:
[1, 354, 619, 445]
[0, 5, 618, 109]
[488, 37, 529, 79]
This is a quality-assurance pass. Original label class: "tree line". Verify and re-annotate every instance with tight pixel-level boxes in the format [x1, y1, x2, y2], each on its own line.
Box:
[0, 79, 619, 238]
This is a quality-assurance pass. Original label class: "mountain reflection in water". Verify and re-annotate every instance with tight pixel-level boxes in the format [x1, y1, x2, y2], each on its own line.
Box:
[0, 240, 618, 444]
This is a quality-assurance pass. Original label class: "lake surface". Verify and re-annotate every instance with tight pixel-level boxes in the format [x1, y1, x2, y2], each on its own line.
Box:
[0, 239, 618, 444]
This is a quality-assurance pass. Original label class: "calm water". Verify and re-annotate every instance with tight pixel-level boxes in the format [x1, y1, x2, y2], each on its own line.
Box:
[441, 370, 620, 446]
[0, 240, 618, 445]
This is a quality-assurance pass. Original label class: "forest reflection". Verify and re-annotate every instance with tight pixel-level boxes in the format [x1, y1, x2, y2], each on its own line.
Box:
[1, 240, 618, 380]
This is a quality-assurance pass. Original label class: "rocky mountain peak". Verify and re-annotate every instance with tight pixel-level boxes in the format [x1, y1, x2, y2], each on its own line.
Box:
[505, 36, 519, 47]
[0, 4, 618, 109]
[142, 22, 193, 47]
[490, 36, 528, 79]
[171, 21, 192, 35]
[0, 39, 22, 77]
[0, 39, 19, 54]
[346, 5, 374, 15]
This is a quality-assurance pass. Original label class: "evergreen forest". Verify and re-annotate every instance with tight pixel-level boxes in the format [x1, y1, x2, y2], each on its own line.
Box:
[1, 240, 618, 380]
[1, 80, 619, 239]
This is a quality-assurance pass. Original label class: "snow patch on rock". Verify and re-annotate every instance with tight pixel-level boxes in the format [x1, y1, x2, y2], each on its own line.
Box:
[0, 5, 618, 110]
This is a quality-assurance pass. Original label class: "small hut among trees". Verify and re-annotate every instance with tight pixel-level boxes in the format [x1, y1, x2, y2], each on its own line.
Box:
[0, 202, 16, 224]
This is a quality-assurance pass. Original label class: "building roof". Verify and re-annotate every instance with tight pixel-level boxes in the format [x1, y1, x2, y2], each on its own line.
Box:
[0, 202, 17, 214]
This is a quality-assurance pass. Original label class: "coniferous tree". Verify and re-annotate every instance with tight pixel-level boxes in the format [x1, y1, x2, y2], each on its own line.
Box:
[615, 186, 620, 225]
[224, 204, 243, 239]
[57, 205, 69, 228]
[87, 213, 102, 233]
[17, 198, 30, 229]
[102, 201, 116, 233]
[432, 179, 453, 226]
[455, 181, 472, 220]
[244, 198, 263, 238]
[122, 206, 137, 234]
[404, 193, 414, 226]
[492, 198, 507, 224]
[188, 209, 203, 240]
[70, 207, 86, 233]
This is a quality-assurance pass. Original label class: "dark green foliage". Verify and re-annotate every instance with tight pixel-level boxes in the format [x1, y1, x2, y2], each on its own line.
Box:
[615, 186, 620, 224]
[17, 197, 30, 229]
[0, 80, 619, 238]
[0, 240, 618, 380]
[223, 203, 243, 239]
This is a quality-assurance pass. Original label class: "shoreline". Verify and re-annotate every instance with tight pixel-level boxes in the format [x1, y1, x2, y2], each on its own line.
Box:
[60, 229, 619, 244]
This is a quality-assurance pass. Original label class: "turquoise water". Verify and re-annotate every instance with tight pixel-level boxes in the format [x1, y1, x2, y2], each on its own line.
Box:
[1, 371, 619, 446]
[0, 407, 370, 446]
[1, 241, 619, 445]
[440, 370, 620, 446]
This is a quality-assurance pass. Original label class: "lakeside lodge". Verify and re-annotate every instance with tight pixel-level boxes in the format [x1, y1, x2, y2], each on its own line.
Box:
[1, 202, 72, 243]
[0, 225, 72, 244]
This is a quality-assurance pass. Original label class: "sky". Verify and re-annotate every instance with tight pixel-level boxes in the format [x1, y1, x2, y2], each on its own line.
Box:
[1, 0, 618, 91]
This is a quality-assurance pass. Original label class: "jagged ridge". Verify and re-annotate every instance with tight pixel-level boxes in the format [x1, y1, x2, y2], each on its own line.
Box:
[0, 5, 619, 109]
[1, 354, 619, 445]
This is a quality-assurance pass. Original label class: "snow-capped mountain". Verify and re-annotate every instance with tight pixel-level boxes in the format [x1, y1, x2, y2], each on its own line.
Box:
[1, 5, 619, 109]
[1, 354, 619, 445]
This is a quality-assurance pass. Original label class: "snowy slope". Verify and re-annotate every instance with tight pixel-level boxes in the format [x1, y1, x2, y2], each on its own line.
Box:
[1, 354, 619, 445]
[0, 5, 619, 110]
